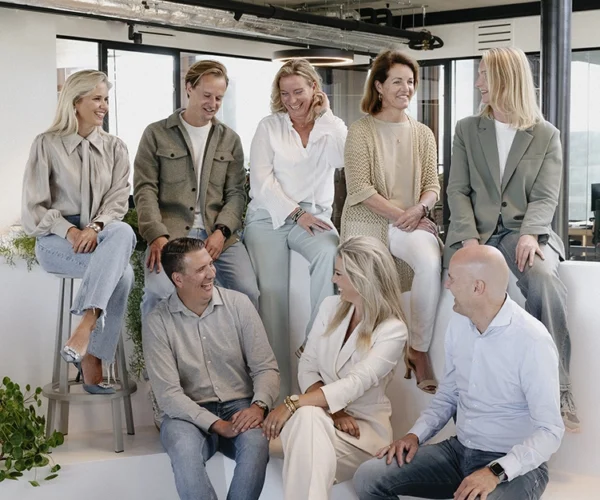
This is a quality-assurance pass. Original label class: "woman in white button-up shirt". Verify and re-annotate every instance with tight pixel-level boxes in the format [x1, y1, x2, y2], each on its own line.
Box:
[21, 70, 136, 394]
[262, 236, 408, 500]
[244, 59, 348, 397]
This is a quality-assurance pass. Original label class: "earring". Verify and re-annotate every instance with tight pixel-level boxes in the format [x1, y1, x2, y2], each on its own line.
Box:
[378, 93, 382, 101]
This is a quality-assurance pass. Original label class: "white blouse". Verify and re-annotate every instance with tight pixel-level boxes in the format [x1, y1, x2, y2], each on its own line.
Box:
[248, 110, 347, 229]
[298, 295, 407, 455]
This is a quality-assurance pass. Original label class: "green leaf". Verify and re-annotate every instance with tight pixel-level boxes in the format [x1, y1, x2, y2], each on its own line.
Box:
[10, 432, 23, 446]
[35, 387, 42, 395]
[3, 441, 13, 454]
[5, 457, 12, 470]
[14, 460, 25, 472]
[2, 376, 9, 386]
[0, 470, 6, 482]
[50, 464, 61, 473]
[38, 456, 49, 468]
[34, 454, 44, 464]
[29, 480, 40, 487]
[36, 399, 42, 407]
[13, 447, 23, 460]
[9, 471, 23, 478]
[25, 384, 31, 392]
[44, 474, 58, 481]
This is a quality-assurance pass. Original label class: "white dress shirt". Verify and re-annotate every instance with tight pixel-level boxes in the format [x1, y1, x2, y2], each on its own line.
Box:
[409, 296, 564, 481]
[248, 110, 347, 229]
[298, 295, 407, 455]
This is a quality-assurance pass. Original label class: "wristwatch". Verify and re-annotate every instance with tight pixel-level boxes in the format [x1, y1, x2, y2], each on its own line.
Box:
[420, 203, 430, 218]
[488, 462, 507, 483]
[253, 400, 269, 416]
[214, 224, 231, 239]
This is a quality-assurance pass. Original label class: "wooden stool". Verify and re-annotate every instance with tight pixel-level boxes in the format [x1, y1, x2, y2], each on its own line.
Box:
[43, 275, 137, 453]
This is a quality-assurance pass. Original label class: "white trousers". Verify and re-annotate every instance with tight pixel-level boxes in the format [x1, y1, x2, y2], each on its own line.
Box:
[280, 406, 371, 500]
[388, 225, 442, 352]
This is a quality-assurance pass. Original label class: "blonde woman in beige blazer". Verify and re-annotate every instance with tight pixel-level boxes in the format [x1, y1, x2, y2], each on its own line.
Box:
[341, 50, 441, 394]
[262, 236, 407, 500]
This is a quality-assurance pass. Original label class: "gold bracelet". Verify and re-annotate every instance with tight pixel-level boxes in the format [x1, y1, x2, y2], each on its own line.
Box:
[283, 397, 296, 415]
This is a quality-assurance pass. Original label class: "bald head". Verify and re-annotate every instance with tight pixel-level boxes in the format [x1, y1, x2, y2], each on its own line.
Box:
[450, 245, 509, 302]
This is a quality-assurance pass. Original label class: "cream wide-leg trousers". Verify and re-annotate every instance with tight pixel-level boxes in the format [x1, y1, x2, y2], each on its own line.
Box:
[280, 406, 372, 500]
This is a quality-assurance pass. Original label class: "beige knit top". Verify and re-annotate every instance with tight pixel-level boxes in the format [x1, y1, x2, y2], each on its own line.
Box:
[341, 114, 440, 292]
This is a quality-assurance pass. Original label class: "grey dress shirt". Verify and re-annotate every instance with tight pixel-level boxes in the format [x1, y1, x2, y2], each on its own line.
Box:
[143, 287, 280, 432]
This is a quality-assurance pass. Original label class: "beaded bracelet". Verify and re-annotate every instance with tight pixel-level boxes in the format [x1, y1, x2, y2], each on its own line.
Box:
[291, 208, 306, 223]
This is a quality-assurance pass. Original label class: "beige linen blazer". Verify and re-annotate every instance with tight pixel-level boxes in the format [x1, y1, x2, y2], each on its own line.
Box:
[444, 115, 565, 267]
[298, 295, 408, 456]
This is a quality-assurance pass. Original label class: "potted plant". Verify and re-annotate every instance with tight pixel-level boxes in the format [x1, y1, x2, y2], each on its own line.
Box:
[0, 377, 64, 486]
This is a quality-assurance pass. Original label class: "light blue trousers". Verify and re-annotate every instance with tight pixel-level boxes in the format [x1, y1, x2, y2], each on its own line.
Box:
[141, 228, 259, 319]
[243, 205, 338, 398]
[35, 218, 136, 362]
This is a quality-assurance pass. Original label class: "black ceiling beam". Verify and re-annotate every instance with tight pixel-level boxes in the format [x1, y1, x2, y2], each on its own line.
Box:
[166, 0, 430, 42]
[394, 0, 598, 29]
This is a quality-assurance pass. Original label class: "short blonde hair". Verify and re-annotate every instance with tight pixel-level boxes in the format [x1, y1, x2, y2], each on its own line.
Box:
[325, 236, 407, 351]
[185, 60, 229, 95]
[361, 49, 419, 115]
[479, 47, 543, 130]
[270, 59, 323, 120]
[46, 70, 111, 136]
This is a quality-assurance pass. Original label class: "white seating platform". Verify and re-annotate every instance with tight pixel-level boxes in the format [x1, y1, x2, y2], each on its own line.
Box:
[1, 257, 600, 499]
[2, 426, 599, 499]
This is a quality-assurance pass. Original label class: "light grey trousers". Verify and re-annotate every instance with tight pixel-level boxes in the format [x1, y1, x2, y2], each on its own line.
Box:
[35, 219, 136, 362]
[486, 226, 571, 391]
[243, 206, 338, 398]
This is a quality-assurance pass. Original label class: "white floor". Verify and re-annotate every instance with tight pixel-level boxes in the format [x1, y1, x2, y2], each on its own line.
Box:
[2, 426, 599, 500]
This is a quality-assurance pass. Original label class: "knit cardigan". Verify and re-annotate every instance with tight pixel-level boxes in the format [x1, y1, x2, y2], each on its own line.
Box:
[341, 114, 441, 292]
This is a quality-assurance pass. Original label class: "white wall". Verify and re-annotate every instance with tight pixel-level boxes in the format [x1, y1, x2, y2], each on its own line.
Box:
[0, 9, 57, 231]
[413, 9, 600, 60]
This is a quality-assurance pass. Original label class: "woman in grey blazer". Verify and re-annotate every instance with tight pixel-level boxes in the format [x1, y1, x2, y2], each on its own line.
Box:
[445, 47, 578, 432]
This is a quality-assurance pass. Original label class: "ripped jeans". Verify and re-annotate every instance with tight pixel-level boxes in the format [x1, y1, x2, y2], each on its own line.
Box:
[35, 216, 136, 362]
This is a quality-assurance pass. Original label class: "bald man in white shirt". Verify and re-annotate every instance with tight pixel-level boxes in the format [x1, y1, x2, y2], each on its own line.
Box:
[354, 245, 564, 500]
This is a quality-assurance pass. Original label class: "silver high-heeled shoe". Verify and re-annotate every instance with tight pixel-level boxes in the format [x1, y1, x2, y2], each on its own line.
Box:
[60, 345, 83, 364]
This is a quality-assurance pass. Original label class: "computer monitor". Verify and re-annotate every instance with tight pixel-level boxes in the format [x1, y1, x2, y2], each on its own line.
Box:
[592, 183, 600, 212]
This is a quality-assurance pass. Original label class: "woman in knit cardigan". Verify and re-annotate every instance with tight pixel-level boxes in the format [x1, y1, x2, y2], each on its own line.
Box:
[341, 50, 441, 394]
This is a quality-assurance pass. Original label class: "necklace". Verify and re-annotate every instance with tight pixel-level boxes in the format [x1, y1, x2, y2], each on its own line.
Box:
[388, 121, 410, 144]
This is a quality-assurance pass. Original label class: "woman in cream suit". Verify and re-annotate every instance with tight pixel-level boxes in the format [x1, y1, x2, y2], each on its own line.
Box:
[263, 236, 408, 500]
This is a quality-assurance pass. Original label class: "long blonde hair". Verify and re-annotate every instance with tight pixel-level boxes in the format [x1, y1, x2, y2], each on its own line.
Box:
[325, 236, 407, 351]
[270, 59, 323, 121]
[479, 47, 543, 130]
[46, 70, 111, 136]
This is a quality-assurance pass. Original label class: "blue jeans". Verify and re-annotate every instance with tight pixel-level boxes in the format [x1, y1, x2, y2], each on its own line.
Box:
[142, 229, 259, 318]
[35, 218, 136, 362]
[160, 398, 269, 500]
[353, 437, 549, 500]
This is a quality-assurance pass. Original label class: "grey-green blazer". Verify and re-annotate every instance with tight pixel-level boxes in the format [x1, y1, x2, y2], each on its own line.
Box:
[444, 115, 565, 267]
[134, 110, 246, 250]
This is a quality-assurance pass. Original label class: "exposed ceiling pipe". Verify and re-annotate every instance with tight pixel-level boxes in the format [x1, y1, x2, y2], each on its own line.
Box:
[164, 0, 432, 43]
[359, 8, 394, 27]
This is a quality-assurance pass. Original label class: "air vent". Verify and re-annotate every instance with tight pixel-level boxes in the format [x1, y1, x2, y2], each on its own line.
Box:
[474, 21, 514, 52]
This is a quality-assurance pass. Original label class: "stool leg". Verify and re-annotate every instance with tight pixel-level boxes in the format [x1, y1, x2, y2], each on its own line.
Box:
[46, 278, 67, 438]
[58, 279, 74, 435]
[112, 399, 124, 453]
[116, 334, 135, 436]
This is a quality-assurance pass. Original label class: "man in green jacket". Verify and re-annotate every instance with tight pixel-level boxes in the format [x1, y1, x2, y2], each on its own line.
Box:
[134, 60, 259, 317]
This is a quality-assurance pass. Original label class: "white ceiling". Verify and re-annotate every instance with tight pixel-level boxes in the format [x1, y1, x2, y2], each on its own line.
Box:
[266, 1, 535, 15]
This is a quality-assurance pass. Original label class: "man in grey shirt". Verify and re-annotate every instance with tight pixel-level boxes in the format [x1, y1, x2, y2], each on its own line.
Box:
[143, 237, 279, 500]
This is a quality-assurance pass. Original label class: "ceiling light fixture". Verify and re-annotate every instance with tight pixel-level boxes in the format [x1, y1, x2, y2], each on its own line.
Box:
[273, 48, 354, 67]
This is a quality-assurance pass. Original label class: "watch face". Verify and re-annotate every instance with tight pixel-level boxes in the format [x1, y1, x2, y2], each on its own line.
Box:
[290, 394, 300, 403]
[489, 462, 505, 476]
